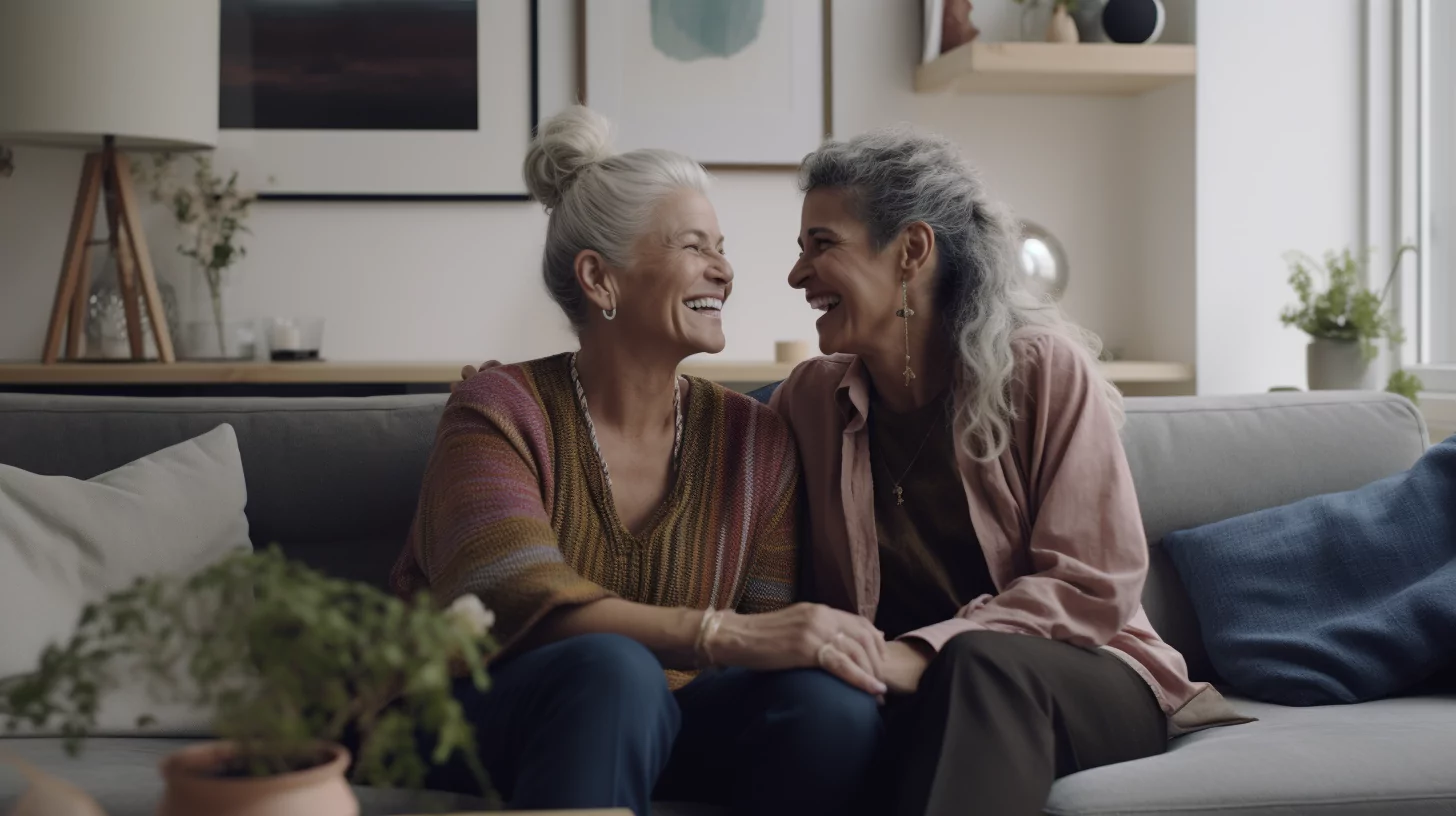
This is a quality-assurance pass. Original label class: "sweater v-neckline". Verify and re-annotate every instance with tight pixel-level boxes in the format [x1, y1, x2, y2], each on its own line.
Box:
[560, 356, 697, 544]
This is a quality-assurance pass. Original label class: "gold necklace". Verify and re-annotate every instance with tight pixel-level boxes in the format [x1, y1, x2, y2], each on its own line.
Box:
[569, 353, 682, 489]
[875, 411, 943, 507]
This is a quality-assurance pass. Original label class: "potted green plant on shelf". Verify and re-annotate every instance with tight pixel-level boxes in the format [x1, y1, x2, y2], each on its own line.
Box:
[1, 547, 498, 816]
[1280, 244, 1423, 403]
[132, 153, 262, 360]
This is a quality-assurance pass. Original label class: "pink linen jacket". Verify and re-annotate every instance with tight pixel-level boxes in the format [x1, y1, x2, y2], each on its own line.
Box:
[770, 330, 1242, 735]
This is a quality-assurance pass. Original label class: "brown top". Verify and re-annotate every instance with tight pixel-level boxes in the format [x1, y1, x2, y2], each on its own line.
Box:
[869, 392, 997, 640]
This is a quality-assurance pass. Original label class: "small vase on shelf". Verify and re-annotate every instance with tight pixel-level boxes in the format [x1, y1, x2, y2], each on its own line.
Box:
[1071, 0, 1107, 41]
[84, 249, 180, 361]
[1018, 0, 1050, 41]
[181, 320, 258, 361]
[180, 272, 256, 361]
[1048, 4, 1080, 42]
[940, 0, 979, 53]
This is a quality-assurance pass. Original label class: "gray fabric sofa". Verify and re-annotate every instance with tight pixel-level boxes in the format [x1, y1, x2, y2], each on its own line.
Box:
[1, 389, 1452, 816]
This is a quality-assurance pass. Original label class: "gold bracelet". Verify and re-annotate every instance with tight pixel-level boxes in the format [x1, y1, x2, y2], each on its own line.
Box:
[693, 608, 714, 667]
[693, 608, 723, 669]
[701, 610, 725, 668]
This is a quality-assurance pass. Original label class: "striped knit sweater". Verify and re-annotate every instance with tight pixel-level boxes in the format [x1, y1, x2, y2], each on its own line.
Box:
[391, 353, 800, 685]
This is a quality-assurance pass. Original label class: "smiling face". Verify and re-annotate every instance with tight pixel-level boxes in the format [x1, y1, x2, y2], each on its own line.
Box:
[612, 188, 733, 355]
[789, 187, 905, 358]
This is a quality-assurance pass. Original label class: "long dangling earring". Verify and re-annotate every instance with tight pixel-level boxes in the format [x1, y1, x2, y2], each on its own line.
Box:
[897, 279, 915, 386]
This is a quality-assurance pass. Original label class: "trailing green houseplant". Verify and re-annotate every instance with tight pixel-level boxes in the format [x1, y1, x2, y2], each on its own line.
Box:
[132, 153, 261, 358]
[1280, 245, 1424, 402]
[1385, 368, 1423, 404]
[0, 547, 497, 800]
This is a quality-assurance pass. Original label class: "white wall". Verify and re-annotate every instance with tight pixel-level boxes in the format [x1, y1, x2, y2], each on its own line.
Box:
[0, 145, 77, 358]
[0, 0, 1191, 366]
[1128, 80, 1196, 370]
[1195, 0, 1365, 394]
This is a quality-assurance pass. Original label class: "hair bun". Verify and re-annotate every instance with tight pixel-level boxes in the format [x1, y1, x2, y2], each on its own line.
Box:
[523, 106, 613, 209]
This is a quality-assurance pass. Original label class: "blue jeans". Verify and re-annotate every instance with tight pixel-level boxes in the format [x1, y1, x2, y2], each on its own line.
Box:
[432, 633, 882, 816]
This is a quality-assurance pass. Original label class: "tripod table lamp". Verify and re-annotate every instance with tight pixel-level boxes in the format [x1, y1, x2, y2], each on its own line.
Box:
[0, 0, 220, 363]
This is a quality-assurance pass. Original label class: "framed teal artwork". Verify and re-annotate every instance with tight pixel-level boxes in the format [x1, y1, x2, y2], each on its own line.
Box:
[581, 0, 832, 169]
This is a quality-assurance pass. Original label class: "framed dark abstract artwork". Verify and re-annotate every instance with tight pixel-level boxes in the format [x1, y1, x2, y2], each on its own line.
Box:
[218, 0, 537, 201]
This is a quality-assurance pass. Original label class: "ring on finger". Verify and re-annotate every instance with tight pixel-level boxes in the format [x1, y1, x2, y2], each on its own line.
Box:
[816, 641, 837, 667]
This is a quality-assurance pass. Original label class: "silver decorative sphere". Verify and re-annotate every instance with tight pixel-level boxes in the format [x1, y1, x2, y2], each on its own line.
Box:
[1018, 221, 1069, 300]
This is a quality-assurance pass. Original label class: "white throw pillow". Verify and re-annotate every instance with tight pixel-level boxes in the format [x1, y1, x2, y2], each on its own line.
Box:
[0, 424, 251, 736]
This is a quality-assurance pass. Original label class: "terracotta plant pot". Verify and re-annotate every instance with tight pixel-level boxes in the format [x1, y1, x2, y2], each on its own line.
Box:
[157, 741, 358, 816]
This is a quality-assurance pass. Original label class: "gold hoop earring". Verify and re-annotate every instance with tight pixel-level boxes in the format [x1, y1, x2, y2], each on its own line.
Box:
[897, 279, 915, 386]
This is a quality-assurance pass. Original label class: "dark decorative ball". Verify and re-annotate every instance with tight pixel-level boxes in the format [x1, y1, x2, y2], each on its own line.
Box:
[1101, 0, 1165, 44]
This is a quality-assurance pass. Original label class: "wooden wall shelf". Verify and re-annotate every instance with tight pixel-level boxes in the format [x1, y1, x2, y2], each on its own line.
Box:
[0, 359, 1194, 387]
[688, 360, 1195, 385]
[915, 42, 1196, 96]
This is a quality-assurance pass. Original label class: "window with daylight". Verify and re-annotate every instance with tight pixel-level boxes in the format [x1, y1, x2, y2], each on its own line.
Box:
[1421, 1, 1456, 368]
[1389, 0, 1456, 405]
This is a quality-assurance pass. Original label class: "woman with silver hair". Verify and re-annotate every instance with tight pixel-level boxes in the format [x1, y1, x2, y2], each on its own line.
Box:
[403, 106, 884, 816]
[770, 127, 1246, 815]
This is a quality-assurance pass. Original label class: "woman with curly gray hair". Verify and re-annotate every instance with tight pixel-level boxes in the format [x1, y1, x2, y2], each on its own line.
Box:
[770, 127, 1246, 815]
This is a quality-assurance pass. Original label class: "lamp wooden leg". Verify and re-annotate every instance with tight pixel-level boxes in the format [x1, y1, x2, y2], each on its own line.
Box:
[101, 151, 146, 360]
[111, 153, 175, 362]
[42, 154, 105, 364]
[114, 218, 146, 359]
[65, 240, 94, 359]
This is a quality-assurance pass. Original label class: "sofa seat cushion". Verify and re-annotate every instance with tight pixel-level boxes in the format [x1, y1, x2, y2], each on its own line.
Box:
[0, 737, 723, 816]
[1045, 695, 1456, 815]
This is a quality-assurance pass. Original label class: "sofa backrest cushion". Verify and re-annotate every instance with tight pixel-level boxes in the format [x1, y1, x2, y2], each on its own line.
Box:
[0, 389, 1428, 681]
[0, 394, 445, 589]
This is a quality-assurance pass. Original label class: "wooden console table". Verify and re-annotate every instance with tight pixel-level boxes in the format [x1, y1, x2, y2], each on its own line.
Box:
[0, 359, 1194, 398]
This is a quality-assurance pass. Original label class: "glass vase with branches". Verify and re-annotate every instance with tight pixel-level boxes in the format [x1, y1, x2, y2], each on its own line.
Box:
[133, 154, 261, 357]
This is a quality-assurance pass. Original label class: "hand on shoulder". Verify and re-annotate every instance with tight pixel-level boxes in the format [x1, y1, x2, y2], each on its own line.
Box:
[452, 360, 503, 393]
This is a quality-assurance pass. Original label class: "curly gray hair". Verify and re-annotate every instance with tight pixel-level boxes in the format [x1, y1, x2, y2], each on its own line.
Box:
[799, 126, 1120, 461]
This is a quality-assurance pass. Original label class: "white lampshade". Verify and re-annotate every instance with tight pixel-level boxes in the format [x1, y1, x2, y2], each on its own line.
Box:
[0, 0, 219, 151]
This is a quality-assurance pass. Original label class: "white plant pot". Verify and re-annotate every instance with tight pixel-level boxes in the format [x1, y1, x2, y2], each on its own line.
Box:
[1306, 338, 1375, 391]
